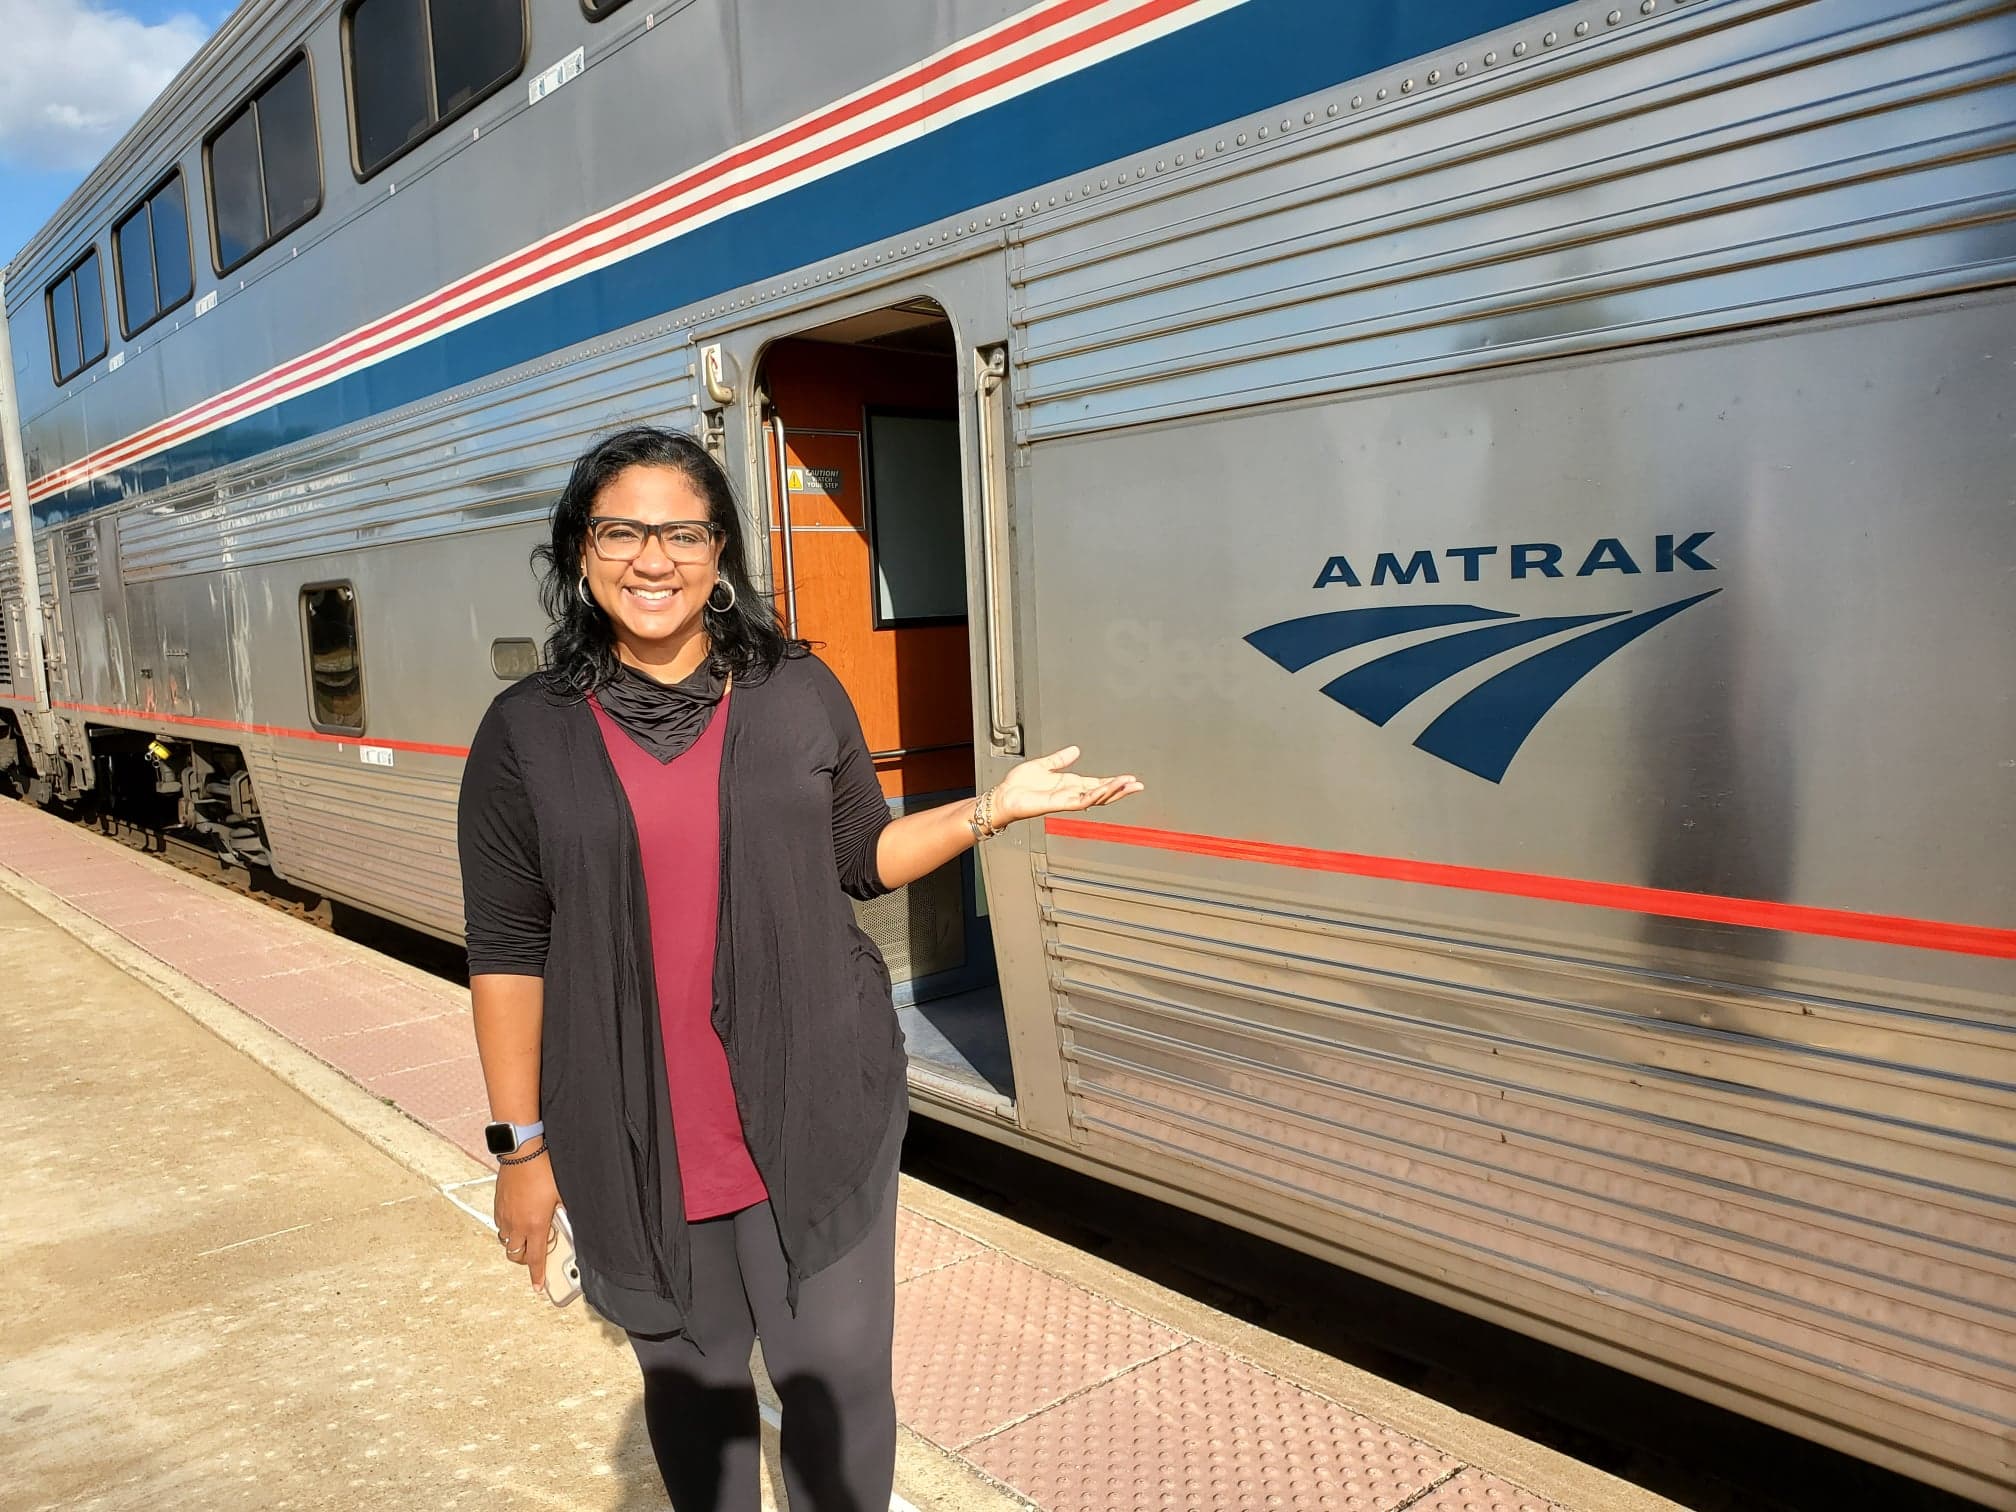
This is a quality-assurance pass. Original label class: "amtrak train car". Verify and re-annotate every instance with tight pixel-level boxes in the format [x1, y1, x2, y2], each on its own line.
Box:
[2, 0, 2011, 1498]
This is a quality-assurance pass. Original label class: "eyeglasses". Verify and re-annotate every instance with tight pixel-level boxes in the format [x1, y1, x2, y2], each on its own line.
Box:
[586, 517, 722, 563]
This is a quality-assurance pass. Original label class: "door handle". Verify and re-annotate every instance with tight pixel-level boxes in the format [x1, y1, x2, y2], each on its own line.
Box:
[975, 346, 1023, 757]
[769, 414, 799, 640]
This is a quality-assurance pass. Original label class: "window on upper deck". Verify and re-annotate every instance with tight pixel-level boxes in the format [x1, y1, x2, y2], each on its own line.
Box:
[47, 249, 109, 384]
[114, 172, 195, 337]
[205, 54, 323, 275]
[344, 0, 525, 179]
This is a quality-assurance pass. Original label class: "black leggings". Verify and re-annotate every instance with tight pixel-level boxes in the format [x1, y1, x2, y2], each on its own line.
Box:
[627, 1169, 898, 1512]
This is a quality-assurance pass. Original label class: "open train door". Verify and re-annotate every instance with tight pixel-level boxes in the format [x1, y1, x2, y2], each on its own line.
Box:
[698, 272, 1066, 1139]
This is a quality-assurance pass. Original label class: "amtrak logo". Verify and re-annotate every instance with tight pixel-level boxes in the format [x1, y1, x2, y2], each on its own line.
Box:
[1246, 533, 1720, 783]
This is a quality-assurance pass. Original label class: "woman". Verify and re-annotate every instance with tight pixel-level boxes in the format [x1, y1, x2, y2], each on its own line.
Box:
[456, 426, 1141, 1512]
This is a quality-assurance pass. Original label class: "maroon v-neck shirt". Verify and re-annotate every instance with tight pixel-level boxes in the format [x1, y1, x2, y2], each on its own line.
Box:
[590, 691, 768, 1221]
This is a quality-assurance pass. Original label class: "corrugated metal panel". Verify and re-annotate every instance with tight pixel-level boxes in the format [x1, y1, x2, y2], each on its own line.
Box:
[1041, 858, 2016, 1493]
[250, 747, 464, 938]
[117, 335, 699, 581]
[1013, 0, 2016, 437]
[62, 525, 100, 594]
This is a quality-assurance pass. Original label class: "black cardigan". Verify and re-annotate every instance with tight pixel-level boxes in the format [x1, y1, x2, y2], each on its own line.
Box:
[456, 652, 907, 1332]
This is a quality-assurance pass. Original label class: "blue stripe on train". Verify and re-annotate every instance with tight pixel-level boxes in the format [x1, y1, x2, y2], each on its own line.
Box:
[32, 0, 1550, 524]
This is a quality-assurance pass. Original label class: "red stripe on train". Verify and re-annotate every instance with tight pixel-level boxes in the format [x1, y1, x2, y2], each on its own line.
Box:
[52, 700, 471, 759]
[1044, 817, 2016, 960]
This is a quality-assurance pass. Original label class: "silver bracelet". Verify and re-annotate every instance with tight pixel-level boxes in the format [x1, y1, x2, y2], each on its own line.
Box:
[968, 786, 1005, 842]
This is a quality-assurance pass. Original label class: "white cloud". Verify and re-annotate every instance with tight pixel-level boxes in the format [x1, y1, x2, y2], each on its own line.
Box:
[0, 0, 211, 173]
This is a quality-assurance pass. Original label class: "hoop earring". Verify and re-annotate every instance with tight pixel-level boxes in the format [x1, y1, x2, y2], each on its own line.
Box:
[576, 573, 594, 610]
[707, 578, 737, 614]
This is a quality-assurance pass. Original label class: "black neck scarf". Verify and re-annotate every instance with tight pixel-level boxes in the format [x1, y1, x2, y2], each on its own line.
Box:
[593, 658, 726, 763]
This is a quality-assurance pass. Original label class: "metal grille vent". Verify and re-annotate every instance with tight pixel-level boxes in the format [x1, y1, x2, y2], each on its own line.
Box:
[852, 865, 965, 986]
[64, 526, 101, 594]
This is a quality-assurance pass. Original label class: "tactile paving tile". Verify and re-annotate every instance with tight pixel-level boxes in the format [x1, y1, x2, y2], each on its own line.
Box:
[893, 1210, 987, 1282]
[305, 1015, 475, 1080]
[894, 1251, 1183, 1449]
[302, 988, 460, 1040]
[965, 1340, 1462, 1512]
[1401, 1468, 1567, 1512]
[359, 1056, 488, 1123]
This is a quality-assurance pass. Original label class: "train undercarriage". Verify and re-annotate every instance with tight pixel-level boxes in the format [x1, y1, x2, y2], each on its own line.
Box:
[2, 716, 271, 871]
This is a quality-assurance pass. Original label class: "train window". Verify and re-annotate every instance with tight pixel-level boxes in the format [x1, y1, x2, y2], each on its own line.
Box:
[301, 583, 366, 733]
[582, 0, 634, 20]
[114, 172, 195, 337]
[150, 177, 196, 317]
[205, 54, 323, 275]
[48, 274, 81, 381]
[113, 202, 155, 331]
[344, 0, 526, 179]
[46, 249, 108, 384]
[863, 409, 968, 627]
[431, 0, 522, 115]
[73, 254, 107, 369]
[208, 107, 264, 270]
[348, 0, 430, 173]
[261, 62, 323, 232]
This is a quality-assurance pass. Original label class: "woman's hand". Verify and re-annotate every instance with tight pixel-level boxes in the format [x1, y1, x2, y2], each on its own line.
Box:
[494, 1150, 562, 1293]
[874, 747, 1142, 891]
[992, 746, 1144, 827]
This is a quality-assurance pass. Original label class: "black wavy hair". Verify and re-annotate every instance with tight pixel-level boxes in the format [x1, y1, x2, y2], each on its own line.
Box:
[533, 426, 798, 693]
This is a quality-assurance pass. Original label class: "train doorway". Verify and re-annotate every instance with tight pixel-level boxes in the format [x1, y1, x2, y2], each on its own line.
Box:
[753, 300, 1012, 1109]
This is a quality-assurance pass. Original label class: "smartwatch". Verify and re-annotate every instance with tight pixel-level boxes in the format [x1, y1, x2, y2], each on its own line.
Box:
[484, 1118, 544, 1156]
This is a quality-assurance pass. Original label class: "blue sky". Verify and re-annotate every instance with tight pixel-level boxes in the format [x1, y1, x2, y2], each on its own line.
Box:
[0, 0, 232, 268]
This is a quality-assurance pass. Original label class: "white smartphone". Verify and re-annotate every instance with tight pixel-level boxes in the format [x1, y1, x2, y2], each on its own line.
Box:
[544, 1206, 583, 1308]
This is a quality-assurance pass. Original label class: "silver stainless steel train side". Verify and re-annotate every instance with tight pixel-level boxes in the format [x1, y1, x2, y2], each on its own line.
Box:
[3, 0, 2011, 1499]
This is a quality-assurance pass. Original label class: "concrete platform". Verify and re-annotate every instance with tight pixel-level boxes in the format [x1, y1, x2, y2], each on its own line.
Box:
[0, 881, 692, 1511]
[0, 800, 1683, 1512]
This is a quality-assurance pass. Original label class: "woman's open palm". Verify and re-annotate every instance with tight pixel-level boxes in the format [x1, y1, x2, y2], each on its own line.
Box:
[994, 746, 1144, 826]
